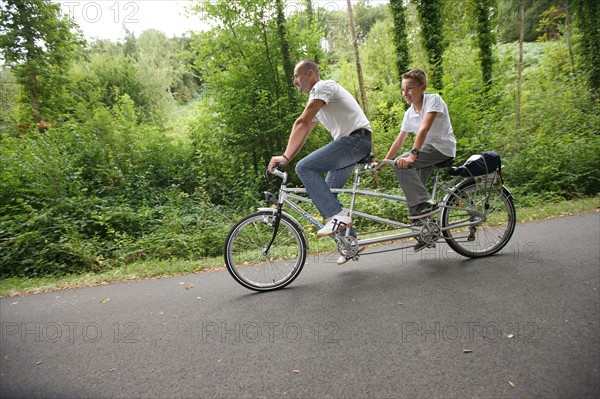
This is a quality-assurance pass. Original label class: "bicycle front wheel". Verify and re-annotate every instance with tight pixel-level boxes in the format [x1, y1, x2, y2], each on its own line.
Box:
[224, 211, 307, 291]
[440, 179, 516, 258]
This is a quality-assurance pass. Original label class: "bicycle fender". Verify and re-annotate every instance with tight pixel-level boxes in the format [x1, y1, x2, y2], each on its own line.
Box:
[501, 185, 514, 199]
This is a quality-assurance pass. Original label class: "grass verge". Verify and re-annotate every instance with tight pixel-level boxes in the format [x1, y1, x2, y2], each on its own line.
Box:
[1, 196, 599, 298]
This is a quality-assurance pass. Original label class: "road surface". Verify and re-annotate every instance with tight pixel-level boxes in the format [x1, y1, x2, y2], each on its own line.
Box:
[1, 212, 599, 398]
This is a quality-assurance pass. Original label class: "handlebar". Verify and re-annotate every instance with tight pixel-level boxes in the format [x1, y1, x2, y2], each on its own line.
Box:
[267, 162, 288, 180]
[374, 159, 398, 169]
[361, 158, 406, 173]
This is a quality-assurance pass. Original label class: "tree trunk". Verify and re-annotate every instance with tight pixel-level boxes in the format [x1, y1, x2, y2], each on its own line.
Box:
[305, 0, 318, 63]
[475, 0, 495, 93]
[516, 0, 525, 127]
[17, 0, 42, 128]
[306, 0, 314, 26]
[26, 66, 42, 125]
[346, 0, 369, 118]
[415, 0, 446, 89]
[575, 0, 600, 100]
[389, 0, 410, 88]
[275, 0, 298, 111]
[565, 0, 575, 75]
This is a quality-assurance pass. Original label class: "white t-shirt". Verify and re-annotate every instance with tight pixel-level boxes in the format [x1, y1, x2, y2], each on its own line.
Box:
[401, 93, 456, 157]
[309, 80, 371, 140]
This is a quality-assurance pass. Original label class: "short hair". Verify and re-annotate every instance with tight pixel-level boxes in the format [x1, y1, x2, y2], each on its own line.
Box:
[402, 69, 427, 86]
[296, 59, 320, 77]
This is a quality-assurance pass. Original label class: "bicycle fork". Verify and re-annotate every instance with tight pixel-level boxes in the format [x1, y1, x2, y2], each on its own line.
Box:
[261, 192, 284, 257]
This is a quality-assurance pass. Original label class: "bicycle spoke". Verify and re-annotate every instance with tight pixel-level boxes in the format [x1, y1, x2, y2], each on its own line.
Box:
[224, 212, 307, 291]
[441, 180, 516, 258]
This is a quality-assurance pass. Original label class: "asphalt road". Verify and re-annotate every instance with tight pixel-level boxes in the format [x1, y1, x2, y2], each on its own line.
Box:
[1, 212, 599, 399]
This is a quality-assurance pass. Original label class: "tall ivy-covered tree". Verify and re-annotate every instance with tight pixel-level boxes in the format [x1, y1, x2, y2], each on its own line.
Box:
[575, 0, 600, 100]
[0, 0, 84, 130]
[389, 0, 411, 85]
[473, 0, 496, 92]
[516, 0, 525, 126]
[415, 0, 446, 90]
[275, 0, 298, 111]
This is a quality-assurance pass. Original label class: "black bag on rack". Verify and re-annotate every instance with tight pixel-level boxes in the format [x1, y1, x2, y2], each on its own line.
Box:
[449, 151, 501, 177]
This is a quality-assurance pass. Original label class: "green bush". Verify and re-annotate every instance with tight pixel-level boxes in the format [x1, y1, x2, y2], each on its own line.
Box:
[0, 94, 222, 277]
[2, 14, 599, 280]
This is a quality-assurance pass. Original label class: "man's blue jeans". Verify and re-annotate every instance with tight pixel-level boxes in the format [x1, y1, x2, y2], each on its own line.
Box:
[295, 132, 372, 220]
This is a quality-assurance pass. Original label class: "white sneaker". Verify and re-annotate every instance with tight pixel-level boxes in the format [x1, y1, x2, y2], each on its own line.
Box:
[336, 246, 366, 265]
[317, 210, 352, 237]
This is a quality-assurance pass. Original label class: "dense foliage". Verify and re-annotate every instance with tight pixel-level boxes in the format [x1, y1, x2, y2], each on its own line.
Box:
[1, 0, 598, 278]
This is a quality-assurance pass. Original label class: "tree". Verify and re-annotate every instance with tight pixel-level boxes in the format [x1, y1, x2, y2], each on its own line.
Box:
[473, 0, 496, 92]
[389, 0, 411, 84]
[498, 0, 556, 42]
[353, 0, 390, 41]
[304, 0, 320, 64]
[0, 0, 84, 130]
[564, 0, 575, 75]
[574, 0, 600, 100]
[415, 0, 446, 89]
[188, 0, 320, 175]
[135, 30, 194, 117]
[347, 0, 369, 116]
[275, 0, 298, 111]
[516, 0, 525, 126]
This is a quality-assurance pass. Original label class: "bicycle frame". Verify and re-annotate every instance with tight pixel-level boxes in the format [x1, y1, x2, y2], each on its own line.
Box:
[225, 158, 515, 291]
[266, 160, 482, 249]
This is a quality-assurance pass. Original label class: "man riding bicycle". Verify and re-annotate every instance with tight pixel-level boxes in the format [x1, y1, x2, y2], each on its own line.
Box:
[377, 69, 456, 251]
[268, 59, 372, 238]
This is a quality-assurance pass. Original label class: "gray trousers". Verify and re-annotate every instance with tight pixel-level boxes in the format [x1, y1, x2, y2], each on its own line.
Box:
[394, 144, 453, 216]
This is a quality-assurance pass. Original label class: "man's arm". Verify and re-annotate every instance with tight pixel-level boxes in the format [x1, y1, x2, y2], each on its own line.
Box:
[412, 111, 437, 152]
[375, 131, 408, 170]
[396, 111, 438, 169]
[384, 131, 409, 160]
[269, 99, 324, 170]
[284, 99, 323, 159]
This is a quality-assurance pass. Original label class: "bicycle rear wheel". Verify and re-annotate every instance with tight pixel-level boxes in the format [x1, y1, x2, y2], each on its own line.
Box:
[224, 211, 307, 291]
[440, 179, 516, 258]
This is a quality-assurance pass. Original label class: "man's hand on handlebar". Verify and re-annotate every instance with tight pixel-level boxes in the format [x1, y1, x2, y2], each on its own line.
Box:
[395, 155, 415, 170]
[370, 158, 396, 171]
[268, 155, 288, 173]
[370, 157, 414, 171]
[370, 161, 385, 171]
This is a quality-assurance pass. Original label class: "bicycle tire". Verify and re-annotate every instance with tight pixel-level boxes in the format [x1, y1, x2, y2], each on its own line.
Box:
[440, 179, 516, 258]
[224, 211, 307, 291]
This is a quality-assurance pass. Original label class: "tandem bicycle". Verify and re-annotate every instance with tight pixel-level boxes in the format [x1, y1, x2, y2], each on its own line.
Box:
[224, 154, 516, 291]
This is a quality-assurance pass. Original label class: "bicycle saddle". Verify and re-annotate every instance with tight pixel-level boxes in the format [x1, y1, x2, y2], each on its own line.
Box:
[435, 158, 455, 168]
[357, 152, 375, 164]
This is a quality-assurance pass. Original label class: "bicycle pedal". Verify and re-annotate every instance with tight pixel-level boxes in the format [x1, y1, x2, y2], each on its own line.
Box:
[414, 242, 436, 253]
[336, 255, 359, 265]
